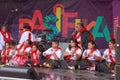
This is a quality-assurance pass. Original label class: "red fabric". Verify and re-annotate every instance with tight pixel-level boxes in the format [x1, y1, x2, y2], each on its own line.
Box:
[17, 43, 30, 53]
[89, 34, 94, 40]
[79, 27, 86, 33]
[86, 48, 96, 59]
[30, 50, 40, 64]
[73, 28, 86, 43]
[110, 34, 115, 40]
[108, 48, 115, 64]
[21, 30, 31, 40]
[0, 30, 11, 42]
[65, 48, 79, 61]
[73, 32, 81, 40]
[17, 43, 24, 52]
[15, 43, 30, 61]
[46, 47, 61, 59]
[1, 48, 11, 63]
[46, 54, 53, 60]
[28, 32, 31, 40]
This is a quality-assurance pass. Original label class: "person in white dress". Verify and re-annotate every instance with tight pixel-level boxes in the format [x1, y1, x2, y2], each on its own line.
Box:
[101, 39, 116, 73]
[0, 25, 13, 51]
[82, 40, 101, 71]
[19, 25, 36, 44]
[63, 38, 82, 69]
[43, 40, 62, 68]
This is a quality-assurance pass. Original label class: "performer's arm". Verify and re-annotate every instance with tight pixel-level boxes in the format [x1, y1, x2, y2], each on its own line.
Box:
[53, 50, 62, 60]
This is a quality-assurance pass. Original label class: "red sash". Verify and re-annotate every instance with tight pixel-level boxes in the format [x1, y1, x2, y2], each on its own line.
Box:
[21, 30, 31, 40]
[17, 43, 24, 52]
[0, 31, 11, 42]
[86, 48, 96, 59]
[108, 48, 115, 64]
[30, 50, 39, 64]
[46, 47, 61, 59]
[73, 32, 81, 44]
[1, 48, 11, 56]
[65, 48, 79, 61]
[28, 32, 31, 40]
[73, 28, 86, 44]
[17, 43, 30, 56]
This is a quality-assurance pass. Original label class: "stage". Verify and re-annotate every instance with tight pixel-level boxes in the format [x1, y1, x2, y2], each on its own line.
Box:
[0, 67, 115, 80]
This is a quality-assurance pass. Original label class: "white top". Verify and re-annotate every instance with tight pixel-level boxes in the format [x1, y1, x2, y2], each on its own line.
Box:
[0, 32, 12, 50]
[83, 49, 101, 61]
[103, 49, 115, 63]
[14, 44, 31, 55]
[19, 31, 36, 44]
[30, 50, 40, 59]
[65, 47, 82, 60]
[43, 47, 62, 60]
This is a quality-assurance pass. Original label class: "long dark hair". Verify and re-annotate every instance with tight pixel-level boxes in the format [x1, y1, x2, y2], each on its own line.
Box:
[88, 40, 97, 49]
[68, 38, 79, 50]
[109, 39, 116, 44]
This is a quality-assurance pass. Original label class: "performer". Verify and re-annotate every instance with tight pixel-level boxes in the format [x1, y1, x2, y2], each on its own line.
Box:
[42, 40, 62, 68]
[9, 40, 32, 66]
[63, 38, 82, 69]
[101, 39, 116, 73]
[72, 23, 93, 49]
[25, 44, 41, 67]
[1, 42, 12, 64]
[82, 40, 101, 71]
[19, 25, 36, 44]
[0, 25, 12, 50]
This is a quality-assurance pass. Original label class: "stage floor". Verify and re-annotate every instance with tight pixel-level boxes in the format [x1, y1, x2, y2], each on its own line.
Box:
[0, 67, 115, 80]
[34, 68, 115, 80]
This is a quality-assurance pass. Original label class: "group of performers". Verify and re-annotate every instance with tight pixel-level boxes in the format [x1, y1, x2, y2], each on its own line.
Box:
[0, 23, 116, 75]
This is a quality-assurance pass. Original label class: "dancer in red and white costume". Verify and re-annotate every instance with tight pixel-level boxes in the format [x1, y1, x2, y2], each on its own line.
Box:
[43, 40, 62, 68]
[102, 39, 116, 73]
[72, 23, 93, 49]
[64, 38, 82, 69]
[82, 40, 101, 71]
[25, 44, 41, 67]
[0, 26, 12, 50]
[1, 42, 12, 64]
[19, 26, 36, 44]
[10, 40, 32, 66]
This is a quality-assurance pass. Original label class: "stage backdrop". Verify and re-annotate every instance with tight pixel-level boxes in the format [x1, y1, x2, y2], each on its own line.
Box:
[0, 0, 117, 49]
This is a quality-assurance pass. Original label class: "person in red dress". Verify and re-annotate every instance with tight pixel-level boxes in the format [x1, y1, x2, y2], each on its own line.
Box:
[9, 40, 32, 66]
[1, 42, 12, 64]
[25, 44, 41, 67]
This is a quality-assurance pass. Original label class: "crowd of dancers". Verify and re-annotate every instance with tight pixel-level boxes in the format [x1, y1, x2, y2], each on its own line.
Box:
[0, 23, 116, 76]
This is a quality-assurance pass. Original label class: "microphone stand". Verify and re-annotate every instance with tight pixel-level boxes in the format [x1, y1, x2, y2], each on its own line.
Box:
[3, 9, 18, 43]
[4, 9, 18, 25]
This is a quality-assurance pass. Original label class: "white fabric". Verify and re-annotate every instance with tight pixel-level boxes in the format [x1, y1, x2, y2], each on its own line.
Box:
[19, 31, 36, 44]
[1, 49, 13, 56]
[15, 44, 31, 54]
[32, 50, 40, 59]
[65, 47, 82, 60]
[83, 49, 101, 61]
[9, 49, 16, 56]
[103, 49, 115, 63]
[76, 32, 81, 43]
[0, 32, 12, 50]
[43, 47, 62, 60]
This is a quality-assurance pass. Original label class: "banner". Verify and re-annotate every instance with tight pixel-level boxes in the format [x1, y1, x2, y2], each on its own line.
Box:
[0, 0, 115, 49]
